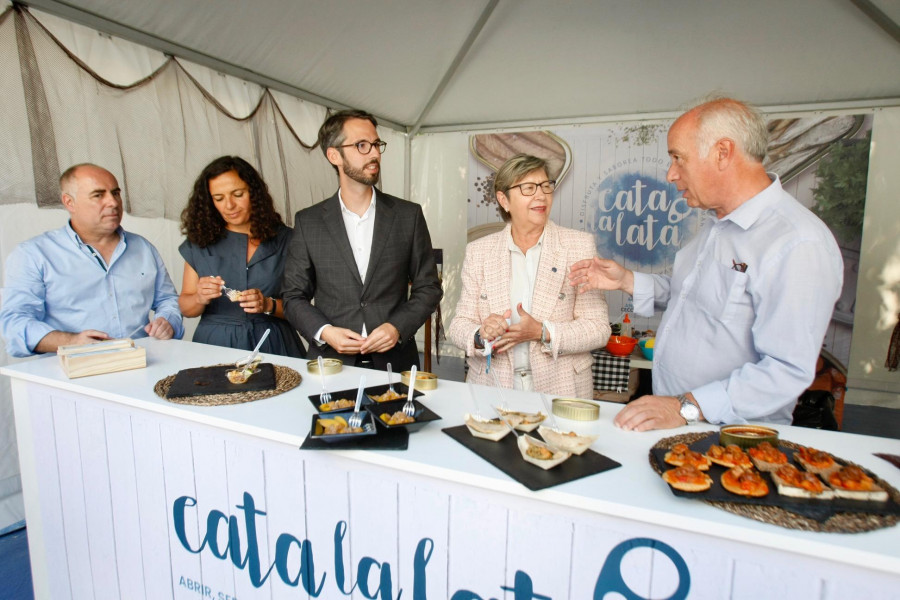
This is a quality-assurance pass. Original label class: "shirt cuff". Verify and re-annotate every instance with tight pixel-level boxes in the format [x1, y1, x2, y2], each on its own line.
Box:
[23, 320, 55, 355]
[631, 272, 655, 317]
[314, 324, 330, 346]
[691, 380, 744, 425]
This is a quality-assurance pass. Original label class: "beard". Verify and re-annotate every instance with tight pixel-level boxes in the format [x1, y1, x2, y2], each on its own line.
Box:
[341, 159, 380, 186]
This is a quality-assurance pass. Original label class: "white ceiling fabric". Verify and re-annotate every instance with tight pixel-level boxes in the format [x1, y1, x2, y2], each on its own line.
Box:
[21, 0, 900, 130]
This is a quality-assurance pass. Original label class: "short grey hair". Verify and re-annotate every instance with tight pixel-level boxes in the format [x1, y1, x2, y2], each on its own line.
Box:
[687, 95, 768, 162]
[492, 154, 549, 222]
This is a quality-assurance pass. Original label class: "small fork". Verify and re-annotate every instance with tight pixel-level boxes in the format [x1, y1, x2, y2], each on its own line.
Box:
[347, 375, 367, 429]
[402, 366, 417, 417]
[221, 285, 242, 302]
[317, 356, 332, 405]
[386, 362, 396, 395]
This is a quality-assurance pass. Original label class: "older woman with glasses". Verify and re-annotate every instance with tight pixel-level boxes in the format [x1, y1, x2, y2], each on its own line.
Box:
[448, 154, 610, 398]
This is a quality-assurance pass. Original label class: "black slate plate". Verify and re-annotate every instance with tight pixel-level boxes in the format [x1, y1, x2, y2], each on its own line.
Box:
[166, 363, 276, 398]
[367, 399, 441, 433]
[300, 423, 409, 451]
[652, 434, 900, 521]
[442, 425, 621, 491]
[308, 383, 424, 413]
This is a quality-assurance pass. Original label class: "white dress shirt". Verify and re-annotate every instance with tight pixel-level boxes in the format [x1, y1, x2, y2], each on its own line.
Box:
[507, 231, 554, 390]
[314, 188, 376, 342]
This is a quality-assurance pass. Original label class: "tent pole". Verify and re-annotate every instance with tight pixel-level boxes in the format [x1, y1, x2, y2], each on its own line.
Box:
[407, 0, 499, 139]
[848, 0, 900, 46]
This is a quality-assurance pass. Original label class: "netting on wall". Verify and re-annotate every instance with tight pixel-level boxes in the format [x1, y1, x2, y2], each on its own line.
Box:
[0, 4, 341, 224]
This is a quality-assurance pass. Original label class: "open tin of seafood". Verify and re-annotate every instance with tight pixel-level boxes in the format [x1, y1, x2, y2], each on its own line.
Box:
[307, 358, 343, 375]
[719, 424, 779, 450]
[401, 370, 438, 390]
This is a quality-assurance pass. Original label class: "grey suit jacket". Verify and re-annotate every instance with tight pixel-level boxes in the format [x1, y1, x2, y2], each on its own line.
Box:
[282, 190, 442, 368]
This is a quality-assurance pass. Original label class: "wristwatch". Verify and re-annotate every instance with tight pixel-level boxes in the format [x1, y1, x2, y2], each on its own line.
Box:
[474, 329, 484, 349]
[677, 394, 700, 424]
[263, 297, 275, 315]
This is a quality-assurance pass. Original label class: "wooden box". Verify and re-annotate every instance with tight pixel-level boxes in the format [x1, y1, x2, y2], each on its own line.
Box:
[57, 338, 147, 378]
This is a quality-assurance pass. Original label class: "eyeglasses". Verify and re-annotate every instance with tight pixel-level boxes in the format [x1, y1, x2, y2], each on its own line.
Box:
[506, 180, 556, 196]
[337, 140, 387, 155]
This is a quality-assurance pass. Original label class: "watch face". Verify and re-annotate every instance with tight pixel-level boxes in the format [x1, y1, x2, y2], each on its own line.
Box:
[680, 401, 700, 421]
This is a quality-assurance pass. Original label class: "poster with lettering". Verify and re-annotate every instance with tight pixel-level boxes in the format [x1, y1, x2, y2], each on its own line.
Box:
[468, 115, 871, 369]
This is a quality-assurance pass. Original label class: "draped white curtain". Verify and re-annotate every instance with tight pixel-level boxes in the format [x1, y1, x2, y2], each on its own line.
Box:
[0, 4, 407, 532]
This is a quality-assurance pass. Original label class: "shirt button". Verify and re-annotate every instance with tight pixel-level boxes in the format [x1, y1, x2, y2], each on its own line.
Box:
[360, 301, 367, 307]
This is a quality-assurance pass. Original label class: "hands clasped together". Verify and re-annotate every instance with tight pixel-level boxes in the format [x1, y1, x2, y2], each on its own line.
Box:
[321, 322, 400, 355]
[480, 303, 542, 354]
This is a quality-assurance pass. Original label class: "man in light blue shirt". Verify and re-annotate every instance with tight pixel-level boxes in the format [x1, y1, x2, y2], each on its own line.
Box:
[569, 98, 843, 430]
[0, 164, 183, 357]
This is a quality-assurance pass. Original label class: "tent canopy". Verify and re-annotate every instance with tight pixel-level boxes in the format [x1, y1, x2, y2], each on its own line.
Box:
[22, 0, 900, 132]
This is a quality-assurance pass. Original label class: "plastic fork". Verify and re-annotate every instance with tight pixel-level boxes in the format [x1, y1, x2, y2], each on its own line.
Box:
[539, 393, 561, 432]
[348, 375, 367, 429]
[236, 328, 270, 367]
[317, 356, 332, 405]
[402, 366, 417, 417]
[221, 285, 242, 302]
[386, 362, 396, 395]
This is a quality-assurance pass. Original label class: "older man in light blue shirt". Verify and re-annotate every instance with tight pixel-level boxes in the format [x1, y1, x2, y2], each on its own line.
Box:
[0, 164, 183, 357]
[569, 98, 843, 430]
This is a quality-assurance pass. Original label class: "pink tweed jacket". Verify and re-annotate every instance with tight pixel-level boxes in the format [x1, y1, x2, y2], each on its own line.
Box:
[448, 221, 610, 399]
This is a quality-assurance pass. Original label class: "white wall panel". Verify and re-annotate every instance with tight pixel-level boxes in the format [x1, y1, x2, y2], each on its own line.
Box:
[50, 393, 94, 599]
[104, 409, 146, 600]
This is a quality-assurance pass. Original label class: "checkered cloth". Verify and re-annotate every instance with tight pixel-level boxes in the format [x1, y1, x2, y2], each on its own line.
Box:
[592, 349, 631, 392]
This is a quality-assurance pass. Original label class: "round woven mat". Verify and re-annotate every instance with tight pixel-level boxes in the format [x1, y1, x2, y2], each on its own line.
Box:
[154, 364, 302, 406]
[651, 431, 900, 533]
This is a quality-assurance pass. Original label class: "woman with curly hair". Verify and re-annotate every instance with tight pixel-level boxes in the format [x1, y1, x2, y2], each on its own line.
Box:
[178, 156, 306, 357]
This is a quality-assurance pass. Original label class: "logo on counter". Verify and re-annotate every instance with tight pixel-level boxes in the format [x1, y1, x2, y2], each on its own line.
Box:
[172, 492, 691, 599]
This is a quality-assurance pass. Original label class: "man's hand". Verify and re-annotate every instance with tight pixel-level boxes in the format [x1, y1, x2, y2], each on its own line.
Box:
[613, 395, 688, 431]
[321, 326, 366, 354]
[145, 317, 174, 340]
[360, 323, 400, 354]
[34, 329, 110, 354]
[568, 257, 634, 295]
[494, 304, 541, 354]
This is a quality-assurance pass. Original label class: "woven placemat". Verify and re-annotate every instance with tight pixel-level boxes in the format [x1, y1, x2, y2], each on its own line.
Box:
[651, 431, 900, 533]
[154, 364, 302, 406]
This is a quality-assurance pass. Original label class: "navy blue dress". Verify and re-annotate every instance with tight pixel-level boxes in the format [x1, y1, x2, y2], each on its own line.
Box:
[179, 226, 306, 358]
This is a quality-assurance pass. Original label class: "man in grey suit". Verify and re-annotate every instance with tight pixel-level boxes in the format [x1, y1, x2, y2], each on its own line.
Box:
[282, 109, 442, 371]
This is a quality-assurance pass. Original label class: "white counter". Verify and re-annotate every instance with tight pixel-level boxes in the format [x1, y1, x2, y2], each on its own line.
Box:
[4, 338, 899, 600]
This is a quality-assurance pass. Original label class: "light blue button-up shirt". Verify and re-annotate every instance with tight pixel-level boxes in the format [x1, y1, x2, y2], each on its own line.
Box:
[1, 223, 184, 357]
[632, 176, 843, 425]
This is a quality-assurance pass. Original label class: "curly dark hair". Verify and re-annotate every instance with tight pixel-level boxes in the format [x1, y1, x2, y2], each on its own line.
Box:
[180, 156, 284, 247]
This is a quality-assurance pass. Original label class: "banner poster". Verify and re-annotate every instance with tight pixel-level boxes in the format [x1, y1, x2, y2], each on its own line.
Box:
[468, 115, 872, 370]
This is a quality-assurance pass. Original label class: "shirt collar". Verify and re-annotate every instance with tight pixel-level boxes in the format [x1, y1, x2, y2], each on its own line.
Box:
[505, 227, 546, 254]
[720, 174, 783, 231]
[65, 221, 126, 246]
[338, 187, 376, 217]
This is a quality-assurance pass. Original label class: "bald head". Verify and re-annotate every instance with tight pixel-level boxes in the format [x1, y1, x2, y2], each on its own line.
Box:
[59, 164, 123, 241]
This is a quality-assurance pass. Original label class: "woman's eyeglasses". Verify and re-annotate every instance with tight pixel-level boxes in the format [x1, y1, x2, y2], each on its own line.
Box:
[507, 180, 556, 196]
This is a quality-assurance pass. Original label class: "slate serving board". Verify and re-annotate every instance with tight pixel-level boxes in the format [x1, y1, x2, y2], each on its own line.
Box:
[442, 425, 621, 491]
[652, 434, 900, 522]
[166, 363, 277, 398]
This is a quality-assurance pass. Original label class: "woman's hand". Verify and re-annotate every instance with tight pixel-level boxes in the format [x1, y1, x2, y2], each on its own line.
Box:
[480, 309, 512, 342]
[196, 276, 225, 305]
[494, 304, 541, 353]
[239, 288, 269, 314]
